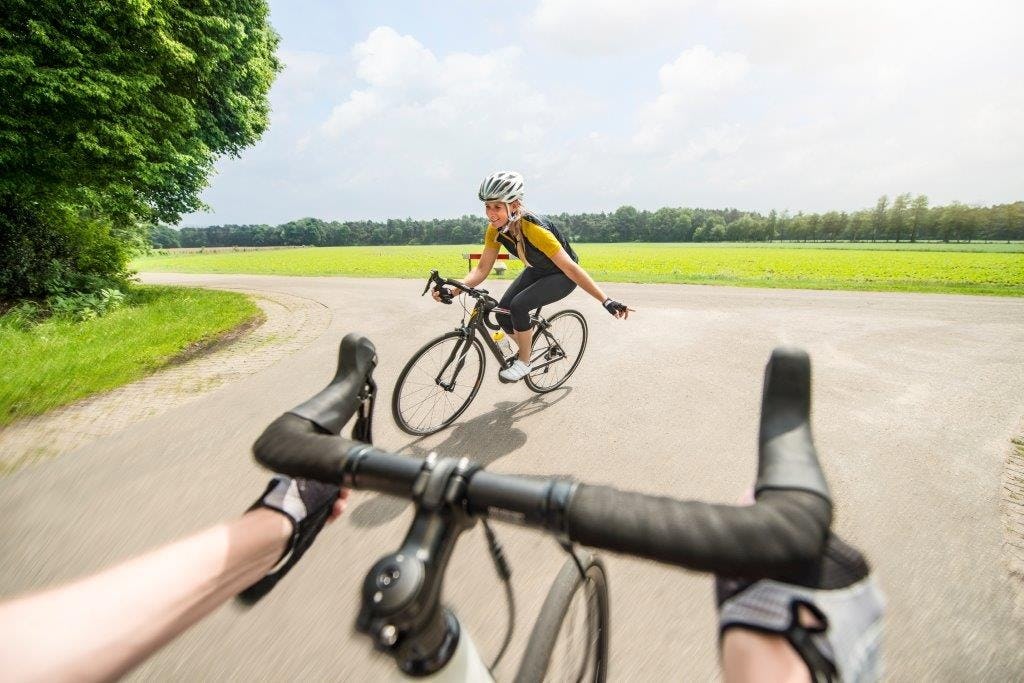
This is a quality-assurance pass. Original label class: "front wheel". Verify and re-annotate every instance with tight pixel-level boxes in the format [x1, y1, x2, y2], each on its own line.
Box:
[391, 331, 486, 436]
[515, 553, 609, 683]
[524, 310, 588, 394]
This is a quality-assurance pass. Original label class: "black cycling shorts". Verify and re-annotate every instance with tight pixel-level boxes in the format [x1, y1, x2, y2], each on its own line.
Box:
[496, 268, 576, 333]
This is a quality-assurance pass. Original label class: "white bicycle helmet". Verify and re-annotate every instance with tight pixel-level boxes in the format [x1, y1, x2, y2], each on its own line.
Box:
[478, 171, 524, 203]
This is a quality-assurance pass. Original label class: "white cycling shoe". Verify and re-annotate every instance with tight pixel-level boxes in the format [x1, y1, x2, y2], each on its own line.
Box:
[499, 359, 532, 382]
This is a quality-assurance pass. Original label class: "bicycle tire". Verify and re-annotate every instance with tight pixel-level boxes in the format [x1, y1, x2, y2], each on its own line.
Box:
[524, 310, 588, 394]
[515, 553, 609, 683]
[391, 331, 486, 436]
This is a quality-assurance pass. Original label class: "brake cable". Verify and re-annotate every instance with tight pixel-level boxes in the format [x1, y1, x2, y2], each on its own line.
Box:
[482, 519, 516, 672]
[352, 378, 376, 443]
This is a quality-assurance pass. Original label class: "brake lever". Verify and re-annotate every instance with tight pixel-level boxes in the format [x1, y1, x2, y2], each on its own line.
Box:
[422, 270, 442, 297]
[421, 271, 454, 304]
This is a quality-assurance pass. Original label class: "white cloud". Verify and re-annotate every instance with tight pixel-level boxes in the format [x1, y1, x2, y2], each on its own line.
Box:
[352, 26, 438, 89]
[532, 0, 698, 54]
[658, 45, 747, 94]
[668, 124, 746, 164]
[633, 46, 748, 149]
[300, 27, 563, 214]
[322, 90, 381, 136]
[186, 5, 1024, 225]
[322, 28, 533, 137]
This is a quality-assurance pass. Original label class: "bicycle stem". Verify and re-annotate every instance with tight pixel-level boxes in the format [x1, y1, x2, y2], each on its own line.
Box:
[356, 454, 480, 676]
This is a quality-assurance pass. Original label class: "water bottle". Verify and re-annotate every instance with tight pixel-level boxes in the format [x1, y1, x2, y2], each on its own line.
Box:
[492, 330, 515, 362]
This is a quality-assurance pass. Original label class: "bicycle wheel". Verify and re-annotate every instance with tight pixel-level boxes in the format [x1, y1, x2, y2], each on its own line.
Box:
[391, 331, 486, 436]
[515, 553, 609, 683]
[524, 310, 588, 394]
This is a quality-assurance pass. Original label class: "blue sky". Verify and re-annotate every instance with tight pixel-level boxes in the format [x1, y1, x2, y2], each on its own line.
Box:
[183, 0, 1023, 225]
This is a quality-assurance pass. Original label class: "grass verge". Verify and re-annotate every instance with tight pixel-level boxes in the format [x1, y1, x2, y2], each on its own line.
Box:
[0, 286, 260, 427]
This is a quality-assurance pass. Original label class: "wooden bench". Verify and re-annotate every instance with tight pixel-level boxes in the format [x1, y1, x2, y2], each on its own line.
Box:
[462, 252, 510, 275]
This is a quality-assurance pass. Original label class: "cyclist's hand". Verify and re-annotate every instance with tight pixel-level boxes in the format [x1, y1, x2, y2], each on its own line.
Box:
[602, 298, 634, 319]
[432, 285, 455, 304]
[715, 490, 884, 681]
[238, 476, 349, 604]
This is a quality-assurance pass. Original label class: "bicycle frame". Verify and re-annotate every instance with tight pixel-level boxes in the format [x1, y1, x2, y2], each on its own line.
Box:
[382, 621, 492, 682]
[424, 269, 571, 384]
[433, 298, 565, 390]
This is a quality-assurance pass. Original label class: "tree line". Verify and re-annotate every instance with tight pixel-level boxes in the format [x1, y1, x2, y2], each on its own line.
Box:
[153, 195, 1024, 249]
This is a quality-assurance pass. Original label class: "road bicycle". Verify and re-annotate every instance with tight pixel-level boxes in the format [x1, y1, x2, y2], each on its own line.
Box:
[391, 271, 588, 436]
[251, 332, 835, 681]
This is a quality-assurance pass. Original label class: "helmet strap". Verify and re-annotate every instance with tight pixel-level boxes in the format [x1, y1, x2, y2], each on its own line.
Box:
[505, 202, 522, 226]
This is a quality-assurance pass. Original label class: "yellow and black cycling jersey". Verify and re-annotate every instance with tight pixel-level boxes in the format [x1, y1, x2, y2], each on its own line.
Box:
[483, 212, 579, 275]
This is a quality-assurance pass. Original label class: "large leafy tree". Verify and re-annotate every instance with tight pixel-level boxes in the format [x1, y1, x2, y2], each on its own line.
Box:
[0, 1, 279, 299]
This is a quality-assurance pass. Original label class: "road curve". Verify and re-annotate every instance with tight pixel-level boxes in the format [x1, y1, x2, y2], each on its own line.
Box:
[1, 273, 1022, 680]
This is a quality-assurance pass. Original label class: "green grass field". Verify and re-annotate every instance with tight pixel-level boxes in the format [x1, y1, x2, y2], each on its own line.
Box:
[134, 243, 1024, 296]
[686, 241, 1024, 252]
[0, 287, 260, 427]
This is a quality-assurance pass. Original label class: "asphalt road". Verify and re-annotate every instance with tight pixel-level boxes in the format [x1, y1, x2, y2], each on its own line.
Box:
[2, 273, 1023, 681]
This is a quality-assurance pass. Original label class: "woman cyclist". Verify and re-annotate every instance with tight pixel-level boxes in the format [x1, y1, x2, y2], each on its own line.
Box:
[434, 170, 633, 382]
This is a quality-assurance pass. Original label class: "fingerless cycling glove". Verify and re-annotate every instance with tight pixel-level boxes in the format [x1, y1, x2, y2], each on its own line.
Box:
[715, 533, 885, 682]
[602, 298, 627, 316]
[238, 476, 340, 604]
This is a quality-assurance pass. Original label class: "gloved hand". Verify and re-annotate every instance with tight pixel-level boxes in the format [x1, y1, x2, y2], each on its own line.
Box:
[715, 533, 885, 682]
[238, 476, 344, 604]
[432, 286, 454, 304]
[602, 298, 632, 318]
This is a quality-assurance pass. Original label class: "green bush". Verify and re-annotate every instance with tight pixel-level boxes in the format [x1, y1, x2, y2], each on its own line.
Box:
[48, 288, 126, 322]
[0, 197, 136, 301]
[0, 285, 127, 329]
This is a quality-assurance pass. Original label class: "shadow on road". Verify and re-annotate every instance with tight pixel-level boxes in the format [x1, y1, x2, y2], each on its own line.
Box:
[349, 388, 573, 528]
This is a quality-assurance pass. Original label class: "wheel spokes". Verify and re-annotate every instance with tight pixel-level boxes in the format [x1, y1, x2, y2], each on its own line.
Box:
[396, 336, 483, 433]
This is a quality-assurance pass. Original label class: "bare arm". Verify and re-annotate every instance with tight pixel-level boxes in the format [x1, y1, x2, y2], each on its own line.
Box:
[0, 509, 293, 682]
[461, 245, 499, 288]
[550, 248, 608, 302]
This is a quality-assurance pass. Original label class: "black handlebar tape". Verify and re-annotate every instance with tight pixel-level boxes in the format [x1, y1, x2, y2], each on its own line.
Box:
[346, 448, 422, 497]
[755, 347, 830, 502]
[443, 278, 485, 298]
[466, 471, 576, 529]
[566, 487, 831, 581]
[253, 413, 353, 484]
[290, 332, 377, 435]
[254, 413, 422, 493]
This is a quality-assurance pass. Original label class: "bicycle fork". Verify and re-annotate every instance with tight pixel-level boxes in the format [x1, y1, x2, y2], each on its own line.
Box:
[435, 332, 473, 392]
